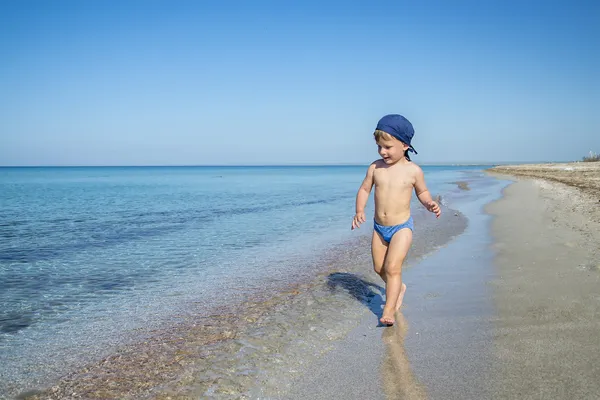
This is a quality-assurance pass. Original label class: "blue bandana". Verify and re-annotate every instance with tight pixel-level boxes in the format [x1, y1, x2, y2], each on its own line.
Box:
[376, 114, 417, 154]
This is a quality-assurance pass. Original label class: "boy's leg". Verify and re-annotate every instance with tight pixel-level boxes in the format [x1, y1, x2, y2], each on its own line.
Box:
[380, 228, 412, 325]
[371, 230, 388, 282]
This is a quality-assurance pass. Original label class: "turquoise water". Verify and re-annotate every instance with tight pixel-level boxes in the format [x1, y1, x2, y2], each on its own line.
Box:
[0, 165, 492, 394]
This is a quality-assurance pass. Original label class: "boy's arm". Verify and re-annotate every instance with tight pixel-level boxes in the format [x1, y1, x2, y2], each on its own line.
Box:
[414, 166, 441, 218]
[352, 162, 376, 229]
[356, 163, 375, 214]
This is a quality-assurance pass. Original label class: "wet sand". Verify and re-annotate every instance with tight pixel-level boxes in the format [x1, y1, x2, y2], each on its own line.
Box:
[285, 167, 600, 399]
[454, 181, 470, 191]
[286, 174, 507, 400]
[486, 168, 600, 399]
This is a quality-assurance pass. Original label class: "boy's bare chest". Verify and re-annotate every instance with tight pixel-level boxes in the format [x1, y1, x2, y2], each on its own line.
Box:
[373, 170, 414, 190]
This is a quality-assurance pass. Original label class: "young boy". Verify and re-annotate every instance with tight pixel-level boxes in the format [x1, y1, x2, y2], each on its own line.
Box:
[352, 114, 441, 326]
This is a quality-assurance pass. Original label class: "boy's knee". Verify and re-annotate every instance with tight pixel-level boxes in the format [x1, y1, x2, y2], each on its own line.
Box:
[384, 261, 403, 275]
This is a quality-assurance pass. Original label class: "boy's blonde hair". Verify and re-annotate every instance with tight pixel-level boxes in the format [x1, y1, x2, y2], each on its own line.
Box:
[373, 129, 394, 142]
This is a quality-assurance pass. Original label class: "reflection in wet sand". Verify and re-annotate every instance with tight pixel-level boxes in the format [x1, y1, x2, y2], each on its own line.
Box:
[381, 313, 428, 400]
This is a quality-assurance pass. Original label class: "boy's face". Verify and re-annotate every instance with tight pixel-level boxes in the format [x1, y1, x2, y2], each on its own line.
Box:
[376, 136, 409, 165]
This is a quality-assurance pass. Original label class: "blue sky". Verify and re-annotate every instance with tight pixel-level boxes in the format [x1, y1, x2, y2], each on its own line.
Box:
[1, 0, 598, 165]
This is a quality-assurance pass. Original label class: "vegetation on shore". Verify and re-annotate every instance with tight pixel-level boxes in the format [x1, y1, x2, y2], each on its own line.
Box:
[582, 151, 600, 162]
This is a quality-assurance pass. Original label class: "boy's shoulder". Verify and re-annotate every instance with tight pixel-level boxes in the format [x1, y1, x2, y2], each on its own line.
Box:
[407, 161, 423, 172]
[407, 161, 425, 179]
[368, 159, 392, 172]
[370, 159, 387, 168]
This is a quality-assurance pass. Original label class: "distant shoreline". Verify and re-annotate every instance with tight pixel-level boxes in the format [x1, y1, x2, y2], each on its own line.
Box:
[488, 161, 600, 197]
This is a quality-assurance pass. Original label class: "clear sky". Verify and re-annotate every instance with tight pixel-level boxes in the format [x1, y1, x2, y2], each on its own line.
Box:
[1, 0, 599, 166]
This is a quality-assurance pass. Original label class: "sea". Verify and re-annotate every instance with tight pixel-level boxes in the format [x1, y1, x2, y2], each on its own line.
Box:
[0, 165, 496, 398]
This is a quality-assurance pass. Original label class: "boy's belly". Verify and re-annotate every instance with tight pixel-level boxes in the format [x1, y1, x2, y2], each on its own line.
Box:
[374, 190, 413, 226]
[374, 209, 412, 227]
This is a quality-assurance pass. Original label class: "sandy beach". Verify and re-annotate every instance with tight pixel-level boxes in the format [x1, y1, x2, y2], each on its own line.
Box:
[490, 162, 600, 216]
[486, 163, 600, 399]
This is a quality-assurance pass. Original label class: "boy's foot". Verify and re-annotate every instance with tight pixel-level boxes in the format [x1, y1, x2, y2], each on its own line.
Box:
[380, 308, 395, 326]
[395, 283, 407, 312]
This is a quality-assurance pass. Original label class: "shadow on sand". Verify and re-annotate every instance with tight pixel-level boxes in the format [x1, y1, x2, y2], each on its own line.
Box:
[326, 272, 386, 323]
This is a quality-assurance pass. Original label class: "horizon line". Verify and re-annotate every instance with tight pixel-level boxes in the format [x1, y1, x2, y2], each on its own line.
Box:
[0, 160, 576, 168]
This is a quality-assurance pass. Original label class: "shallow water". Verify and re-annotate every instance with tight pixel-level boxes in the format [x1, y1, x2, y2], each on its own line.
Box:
[0, 165, 489, 398]
[16, 210, 468, 400]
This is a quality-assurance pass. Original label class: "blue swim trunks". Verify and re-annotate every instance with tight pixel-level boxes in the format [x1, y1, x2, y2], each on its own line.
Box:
[374, 217, 414, 243]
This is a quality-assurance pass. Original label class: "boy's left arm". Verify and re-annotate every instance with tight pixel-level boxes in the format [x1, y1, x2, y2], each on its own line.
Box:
[414, 167, 441, 218]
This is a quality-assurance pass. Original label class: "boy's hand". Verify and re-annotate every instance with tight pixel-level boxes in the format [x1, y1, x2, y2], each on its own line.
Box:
[427, 201, 441, 218]
[352, 212, 366, 230]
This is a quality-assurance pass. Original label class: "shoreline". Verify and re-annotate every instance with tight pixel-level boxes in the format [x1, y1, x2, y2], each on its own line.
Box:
[11, 208, 468, 400]
[284, 172, 508, 399]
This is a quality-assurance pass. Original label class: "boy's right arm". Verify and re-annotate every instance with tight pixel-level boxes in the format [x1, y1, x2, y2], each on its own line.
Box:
[352, 163, 376, 230]
[414, 165, 441, 218]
